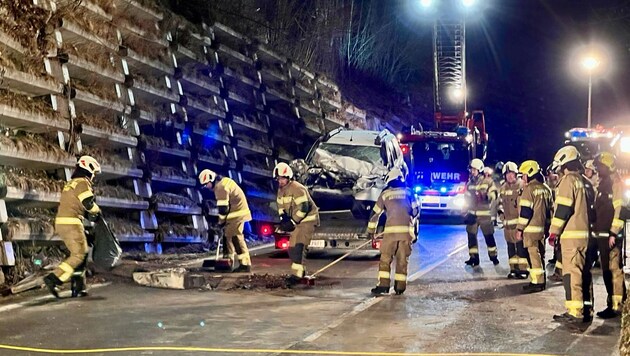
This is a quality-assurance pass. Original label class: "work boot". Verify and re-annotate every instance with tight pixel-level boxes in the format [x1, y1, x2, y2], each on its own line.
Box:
[548, 272, 563, 282]
[71, 276, 88, 298]
[285, 275, 302, 286]
[371, 286, 390, 296]
[553, 312, 583, 324]
[490, 257, 500, 266]
[394, 288, 405, 296]
[233, 264, 252, 273]
[516, 271, 529, 280]
[522, 283, 546, 293]
[507, 271, 518, 279]
[464, 256, 480, 267]
[596, 307, 621, 319]
[43, 273, 62, 298]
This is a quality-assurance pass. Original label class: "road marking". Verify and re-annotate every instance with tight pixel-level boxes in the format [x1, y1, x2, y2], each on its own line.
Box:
[408, 243, 468, 282]
[0, 343, 562, 355]
[283, 241, 469, 352]
[0, 283, 110, 313]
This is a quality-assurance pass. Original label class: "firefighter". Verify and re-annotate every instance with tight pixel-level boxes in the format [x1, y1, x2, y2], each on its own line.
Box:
[546, 162, 563, 282]
[516, 160, 553, 293]
[498, 162, 528, 279]
[367, 168, 419, 295]
[549, 145, 595, 324]
[274, 162, 319, 284]
[484, 167, 501, 226]
[584, 159, 599, 190]
[592, 152, 627, 318]
[199, 169, 252, 272]
[464, 158, 499, 267]
[44, 156, 102, 298]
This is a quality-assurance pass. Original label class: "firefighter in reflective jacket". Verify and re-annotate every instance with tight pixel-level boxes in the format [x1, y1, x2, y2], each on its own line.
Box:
[199, 169, 252, 272]
[499, 162, 528, 279]
[44, 156, 102, 298]
[367, 168, 419, 296]
[516, 160, 553, 293]
[274, 162, 319, 284]
[593, 152, 627, 319]
[549, 145, 595, 325]
[464, 158, 499, 267]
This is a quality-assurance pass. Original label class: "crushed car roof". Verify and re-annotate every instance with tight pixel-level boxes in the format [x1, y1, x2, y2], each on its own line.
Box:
[324, 130, 383, 147]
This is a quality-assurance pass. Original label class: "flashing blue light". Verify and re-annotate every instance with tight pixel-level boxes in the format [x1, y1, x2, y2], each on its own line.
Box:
[571, 130, 588, 138]
[414, 186, 422, 193]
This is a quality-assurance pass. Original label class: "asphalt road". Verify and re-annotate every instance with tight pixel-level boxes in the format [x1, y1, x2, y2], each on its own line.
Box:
[0, 224, 622, 356]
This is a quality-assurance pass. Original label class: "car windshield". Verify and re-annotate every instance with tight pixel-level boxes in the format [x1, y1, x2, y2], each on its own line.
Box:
[412, 141, 469, 169]
[313, 143, 382, 164]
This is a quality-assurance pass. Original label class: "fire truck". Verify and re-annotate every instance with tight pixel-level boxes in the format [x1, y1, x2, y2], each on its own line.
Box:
[398, 14, 488, 215]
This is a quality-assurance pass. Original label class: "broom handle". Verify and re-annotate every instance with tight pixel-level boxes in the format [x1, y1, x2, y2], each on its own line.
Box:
[310, 233, 384, 278]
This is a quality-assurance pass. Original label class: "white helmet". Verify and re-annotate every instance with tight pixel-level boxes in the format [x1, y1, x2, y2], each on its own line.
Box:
[198, 169, 217, 185]
[385, 168, 404, 185]
[502, 161, 518, 175]
[273, 162, 293, 179]
[584, 159, 596, 171]
[469, 158, 484, 171]
[553, 145, 580, 168]
[77, 156, 101, 179]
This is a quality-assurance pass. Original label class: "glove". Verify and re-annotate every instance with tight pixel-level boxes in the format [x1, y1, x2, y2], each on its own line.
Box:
[464, 213, 477, 225]
[279, 218, 296, 232]
[548, 233, 557, 247]
[515, 229, 523, 241]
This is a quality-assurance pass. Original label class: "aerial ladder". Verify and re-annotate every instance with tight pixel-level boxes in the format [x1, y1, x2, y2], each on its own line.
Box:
[432, 10, 488, 160]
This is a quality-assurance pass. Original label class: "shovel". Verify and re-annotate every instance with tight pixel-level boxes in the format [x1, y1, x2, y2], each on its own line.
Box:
[301, 233, 383, 286]
[202, 229, 233, 272]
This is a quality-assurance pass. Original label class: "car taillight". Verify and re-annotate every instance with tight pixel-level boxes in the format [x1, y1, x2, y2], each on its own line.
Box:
[400, 144, 410, 155]
[372, 239, 381, 250]
[274, 235, 290, 250]
[260, 225, 272, 236]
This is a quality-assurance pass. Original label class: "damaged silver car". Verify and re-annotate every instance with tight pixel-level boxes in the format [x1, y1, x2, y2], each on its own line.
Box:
[288, 128, 407, 250]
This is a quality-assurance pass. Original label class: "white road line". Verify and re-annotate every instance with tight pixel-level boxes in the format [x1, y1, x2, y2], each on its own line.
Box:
[282, 242, 468, 352]
[408, 243, 468, 282]
[0, 283, 111, 313]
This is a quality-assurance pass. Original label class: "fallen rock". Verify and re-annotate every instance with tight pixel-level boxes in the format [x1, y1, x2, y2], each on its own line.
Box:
[133, 268, 206, 290]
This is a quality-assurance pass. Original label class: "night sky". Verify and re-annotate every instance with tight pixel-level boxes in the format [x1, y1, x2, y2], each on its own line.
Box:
[399, 0, 630, 167]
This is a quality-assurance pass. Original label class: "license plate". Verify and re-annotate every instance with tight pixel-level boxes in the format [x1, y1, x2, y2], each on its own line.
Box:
[422, 196, 440, 204]
[309, 240, 325, 248]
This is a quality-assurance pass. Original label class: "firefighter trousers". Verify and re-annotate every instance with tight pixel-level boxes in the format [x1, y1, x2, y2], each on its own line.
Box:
[561, 239, 594, 318]
[505, 228, 528, 271]
[466, 218, 497, 260]
[378, 238, 412, 292]
[53, 224, 89, 283]
[524, 234, 545, 285]
[224, 221, 251, 266]
[554, 240, 563, 275]
[288, 222, 315, 277]
[595, 233, 626, 311]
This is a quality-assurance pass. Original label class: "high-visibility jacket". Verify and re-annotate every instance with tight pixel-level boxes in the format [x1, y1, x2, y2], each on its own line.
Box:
[466, 175, 498, 218]
[499, 179, 523, 228]
[550, 172, 592, 242]
[594, 173, 625, 236]
[56, 177, 100, 225]
[214, 177, 251, 224]
[517, 180, 552, 238]
[276, 181, 319, 225]
[367, 186, 419, 241]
